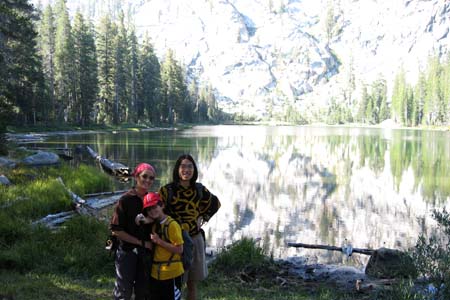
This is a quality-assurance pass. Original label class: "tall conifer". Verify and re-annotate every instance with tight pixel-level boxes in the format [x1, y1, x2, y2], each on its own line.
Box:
[138, 33, 161, 124]
[54, 0, 75, 123]
[128, 26, 139, 123]
[112, 10, 128, 125]
[37, 4, 56, 123]
[73, 11, 98, 125]
[96, 15, 115, 124]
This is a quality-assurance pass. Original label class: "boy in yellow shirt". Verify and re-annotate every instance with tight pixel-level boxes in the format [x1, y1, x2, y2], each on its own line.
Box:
[142, 192, 184, 300]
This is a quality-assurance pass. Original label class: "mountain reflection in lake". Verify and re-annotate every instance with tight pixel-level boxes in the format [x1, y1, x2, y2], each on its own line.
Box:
[40, 125, 450, 268]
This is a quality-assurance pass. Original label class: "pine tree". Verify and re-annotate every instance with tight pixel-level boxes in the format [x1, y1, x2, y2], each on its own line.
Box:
[188, 80, 200, 122]
[413, 71, 426, 126]
[197, 87, 209, 122]
[54, 0, 75, 123]
[138, 33, 161, 124]
[128, 26, 139, 123]
[173, 62, 189, 122]
[160, 49, 184, 125]
[405, 85, 415, 127]
[0, 0, 46, 127]
[96, 15, 116, 124]
[357, 85, 369, 123]
[391, 68, 407, 125]
[206, 84, 218, 122]
[372, 78, 388, 124]
[72, 11, 98, 126]
[112, 10, 128, 125]
[440, 53, 450, 125]
[37, 4, 56, 123]
[424, 56, 442, 125]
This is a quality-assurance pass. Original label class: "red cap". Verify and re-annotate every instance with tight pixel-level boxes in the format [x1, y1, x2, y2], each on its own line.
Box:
[143, 192, 161, 209]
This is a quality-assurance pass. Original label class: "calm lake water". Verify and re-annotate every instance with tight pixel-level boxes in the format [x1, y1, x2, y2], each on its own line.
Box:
[36, 125, 450, 268]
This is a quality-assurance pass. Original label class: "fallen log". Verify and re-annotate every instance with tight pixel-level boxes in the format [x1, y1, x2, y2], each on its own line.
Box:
[287, 242, 374, 256]
[33, 178, 123, 228]
[56, 177, 86, 206]
[27, 147, 71, 151]
[86, 145, 131, 178]
[85, 193, 122, 210]
[32, 211, 76, 229]
[84, 190, 127, 198]
[33, 177, 95, 228]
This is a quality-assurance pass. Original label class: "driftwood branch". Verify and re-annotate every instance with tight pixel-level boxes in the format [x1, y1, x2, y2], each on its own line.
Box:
[287, 242, 374, 256]
[86, 145, 131, 178]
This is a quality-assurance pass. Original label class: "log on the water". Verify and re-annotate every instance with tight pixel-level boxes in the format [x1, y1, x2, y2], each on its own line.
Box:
[287, 242, 374, 256]
[85, 145, 131, 177]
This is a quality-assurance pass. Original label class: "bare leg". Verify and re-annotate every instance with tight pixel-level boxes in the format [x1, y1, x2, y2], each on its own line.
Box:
[187, 280, 197, 300]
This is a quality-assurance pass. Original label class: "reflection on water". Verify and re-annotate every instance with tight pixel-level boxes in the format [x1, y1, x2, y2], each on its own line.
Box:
[40, 125, 450, 267]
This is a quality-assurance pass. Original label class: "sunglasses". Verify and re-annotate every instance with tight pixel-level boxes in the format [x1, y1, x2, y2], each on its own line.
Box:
[180, 163, 194, 170]
[140, 174, 155, 180]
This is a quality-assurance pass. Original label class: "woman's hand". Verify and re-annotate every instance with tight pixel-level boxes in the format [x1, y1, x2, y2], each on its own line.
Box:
[150, 232, 161, 245]
[135, 213, 153, 225]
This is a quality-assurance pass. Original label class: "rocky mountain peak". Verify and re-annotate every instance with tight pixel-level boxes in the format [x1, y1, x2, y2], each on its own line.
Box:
[34, 0, 450, 120]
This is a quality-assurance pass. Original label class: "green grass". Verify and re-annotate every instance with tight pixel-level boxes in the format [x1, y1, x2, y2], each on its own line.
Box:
[0, 270, 113, 300]
[200, 238, 355, 300]
[0, 164, 111, 218]
[1, 163, 437, 300]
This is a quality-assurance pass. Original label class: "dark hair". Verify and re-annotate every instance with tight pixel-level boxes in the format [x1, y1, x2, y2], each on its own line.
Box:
[172, 154, 198, 187]
[142, 200, 163, 217]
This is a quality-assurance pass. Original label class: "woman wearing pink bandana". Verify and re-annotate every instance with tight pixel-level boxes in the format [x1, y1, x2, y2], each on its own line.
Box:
[110, 163, 156, 300]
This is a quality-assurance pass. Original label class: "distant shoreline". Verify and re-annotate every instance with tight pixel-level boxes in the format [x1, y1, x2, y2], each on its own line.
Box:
[5, 121, 449, 144]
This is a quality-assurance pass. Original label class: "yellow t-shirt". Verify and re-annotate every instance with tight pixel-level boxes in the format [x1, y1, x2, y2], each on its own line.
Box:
[151, 216, 184, 280]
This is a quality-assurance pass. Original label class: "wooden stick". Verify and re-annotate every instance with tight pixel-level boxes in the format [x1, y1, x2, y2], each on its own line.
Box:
[287, 242, 374, 255]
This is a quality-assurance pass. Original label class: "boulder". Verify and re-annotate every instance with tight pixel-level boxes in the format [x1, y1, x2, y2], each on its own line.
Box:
[0, 157, 16, 169]
[365, 247, 417, 279]
[22, 151, 60, 166]
[0, 174, 11, 185]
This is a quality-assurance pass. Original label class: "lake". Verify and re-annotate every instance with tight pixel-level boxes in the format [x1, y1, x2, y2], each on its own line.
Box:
[36, 125, 450, 268]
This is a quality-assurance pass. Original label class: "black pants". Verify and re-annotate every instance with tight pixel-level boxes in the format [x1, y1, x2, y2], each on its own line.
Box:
[113, 247, 151, 300]
[149, 275, 182, 300]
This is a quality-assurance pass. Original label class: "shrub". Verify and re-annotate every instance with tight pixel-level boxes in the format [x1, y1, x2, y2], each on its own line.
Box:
[411, 208, 450, 299]
[210, 237, 271, 275]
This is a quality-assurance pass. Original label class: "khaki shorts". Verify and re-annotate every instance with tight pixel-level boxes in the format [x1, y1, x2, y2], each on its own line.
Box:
[184, 233, 208, 282]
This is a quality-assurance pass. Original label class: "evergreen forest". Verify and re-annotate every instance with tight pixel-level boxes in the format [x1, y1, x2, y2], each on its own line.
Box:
[1, 0, 450, 140]
[0, 0, 222, 134]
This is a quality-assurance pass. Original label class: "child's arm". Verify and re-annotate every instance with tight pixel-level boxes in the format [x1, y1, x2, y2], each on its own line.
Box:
[150, 232, 183, 254]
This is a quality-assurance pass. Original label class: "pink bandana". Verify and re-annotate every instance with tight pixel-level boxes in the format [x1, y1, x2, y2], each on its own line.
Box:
[132, 163, 156, 178]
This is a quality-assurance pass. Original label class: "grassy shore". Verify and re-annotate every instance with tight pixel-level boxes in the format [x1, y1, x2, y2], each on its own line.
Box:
[0, 163, 343, 300]
[1, 161, 448, 299]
